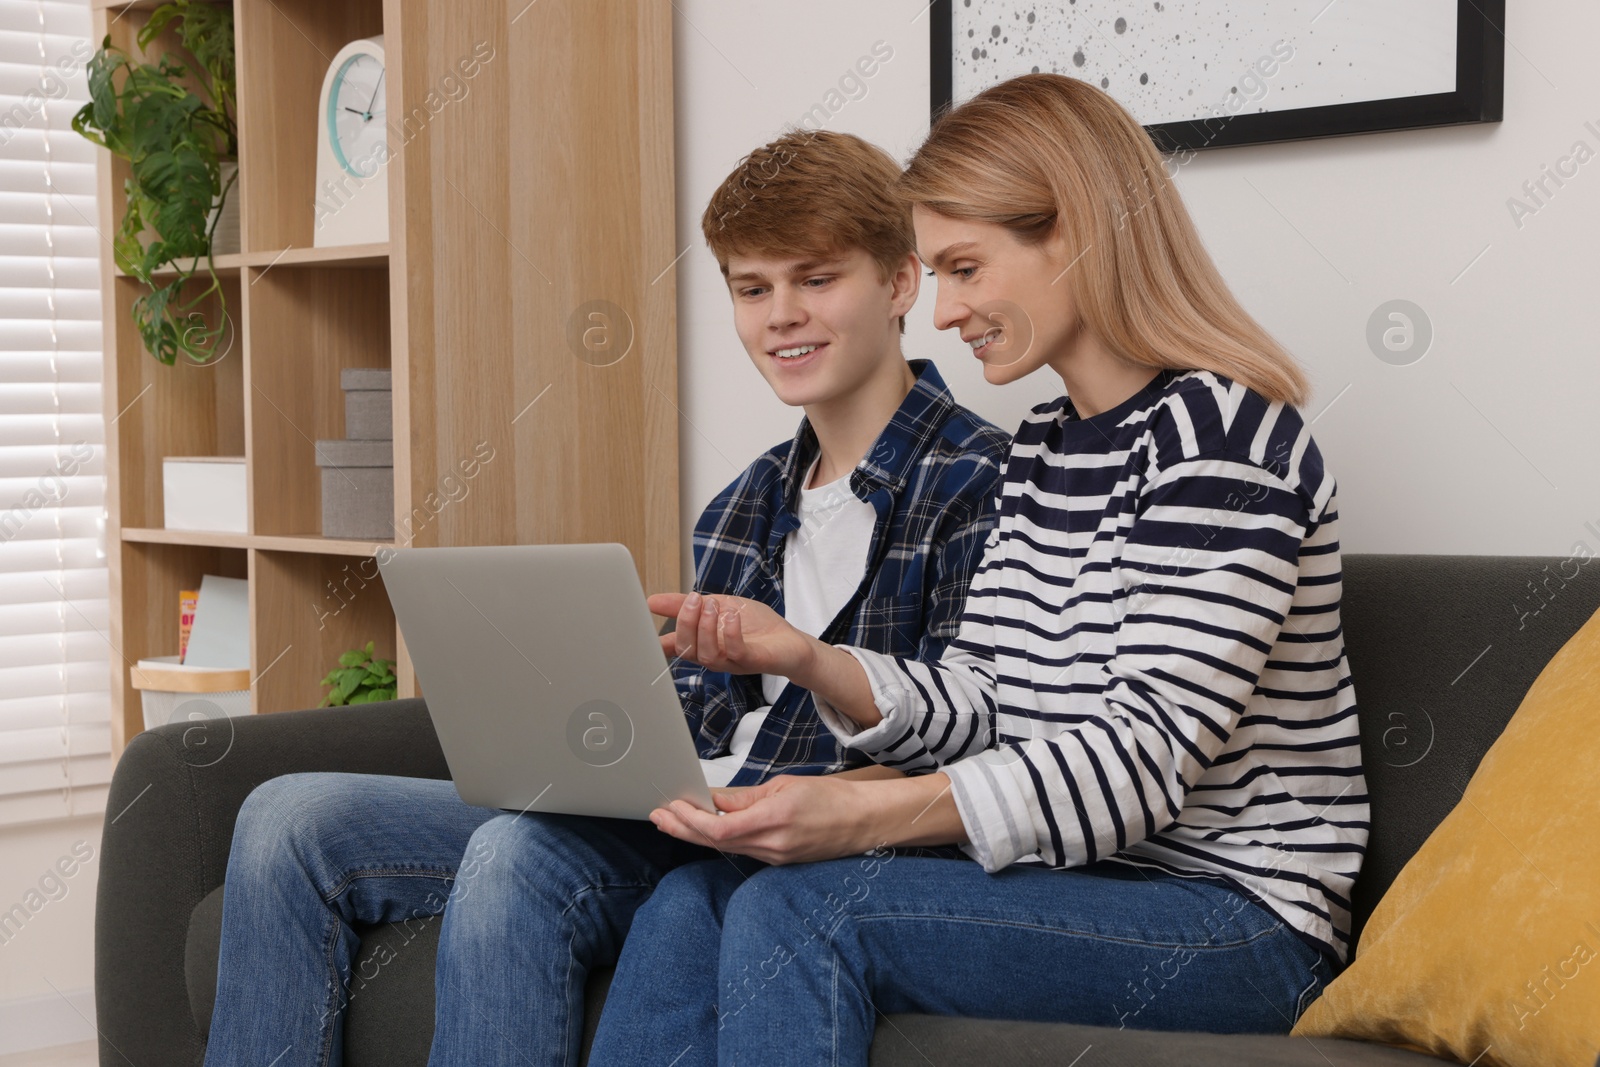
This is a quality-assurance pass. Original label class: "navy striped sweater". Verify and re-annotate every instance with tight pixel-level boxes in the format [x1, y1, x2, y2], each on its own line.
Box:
[814, 367, 1369, 965]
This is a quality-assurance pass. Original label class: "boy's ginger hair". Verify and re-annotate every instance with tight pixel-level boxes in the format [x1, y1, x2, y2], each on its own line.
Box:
[702, 128, 914, 335]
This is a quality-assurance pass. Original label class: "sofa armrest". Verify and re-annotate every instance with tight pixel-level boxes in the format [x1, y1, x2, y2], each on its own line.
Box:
[94, 698, 448, 1066]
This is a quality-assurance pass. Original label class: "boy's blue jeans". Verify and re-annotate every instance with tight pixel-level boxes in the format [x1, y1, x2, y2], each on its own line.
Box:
[200, 771, 731, 1067]
[203, 772, 1331, 1067]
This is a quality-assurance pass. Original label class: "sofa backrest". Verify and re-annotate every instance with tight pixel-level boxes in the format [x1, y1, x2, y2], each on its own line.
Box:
[1339, 552, 1600, 951]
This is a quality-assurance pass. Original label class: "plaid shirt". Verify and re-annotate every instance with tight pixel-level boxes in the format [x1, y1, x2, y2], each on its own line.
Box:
[675, 358, 1011, 786]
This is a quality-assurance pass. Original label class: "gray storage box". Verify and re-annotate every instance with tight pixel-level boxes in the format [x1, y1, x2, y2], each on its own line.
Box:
[341, 368, 393, 441]
[315, 438, 394, 540]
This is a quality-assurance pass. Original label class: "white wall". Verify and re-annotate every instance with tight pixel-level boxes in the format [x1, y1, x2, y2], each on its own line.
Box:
[672, 0, 1600, 586]
[0, 815, 101, 1051]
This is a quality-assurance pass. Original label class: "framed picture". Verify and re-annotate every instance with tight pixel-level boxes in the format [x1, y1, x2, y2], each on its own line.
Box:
[929, 0, 1504, 152]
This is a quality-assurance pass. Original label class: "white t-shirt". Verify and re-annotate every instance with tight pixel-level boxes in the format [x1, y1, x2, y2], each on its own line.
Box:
[698, 455, 876, 787]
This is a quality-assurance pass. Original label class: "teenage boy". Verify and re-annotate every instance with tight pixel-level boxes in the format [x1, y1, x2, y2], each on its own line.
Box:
[200, 127, 1010, 1067]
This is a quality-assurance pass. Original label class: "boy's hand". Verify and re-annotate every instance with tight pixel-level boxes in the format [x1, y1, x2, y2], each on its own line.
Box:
[648, 592, 815, 677]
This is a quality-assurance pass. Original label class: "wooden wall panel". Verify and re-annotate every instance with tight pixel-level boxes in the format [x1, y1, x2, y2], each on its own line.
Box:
[389, 0, 680, 597]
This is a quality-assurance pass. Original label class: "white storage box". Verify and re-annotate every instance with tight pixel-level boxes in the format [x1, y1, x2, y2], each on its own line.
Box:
[163, 457, 247, 533]
[130, 656, 252, 733]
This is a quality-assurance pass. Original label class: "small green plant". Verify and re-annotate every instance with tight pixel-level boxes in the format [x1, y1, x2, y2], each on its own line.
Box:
[320, 641, 397, 707]
[72, 0, 237, 365]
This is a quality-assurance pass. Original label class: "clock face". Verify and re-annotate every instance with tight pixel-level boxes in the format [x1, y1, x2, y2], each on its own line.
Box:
[327, 52, 386, 178]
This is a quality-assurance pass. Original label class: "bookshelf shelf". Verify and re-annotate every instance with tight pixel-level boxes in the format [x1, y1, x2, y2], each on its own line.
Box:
[114, 244, 390, 280]
[114, 253, 248, 280]
[120, 527, 393, 557]
[243, 243, 390, 269]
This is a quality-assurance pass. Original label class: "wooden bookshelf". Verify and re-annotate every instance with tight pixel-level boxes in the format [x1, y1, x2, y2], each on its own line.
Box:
[94, 0, 680, 754]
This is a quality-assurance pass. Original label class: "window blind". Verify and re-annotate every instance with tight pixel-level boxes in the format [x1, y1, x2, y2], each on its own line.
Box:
[0, 0, 109, 826]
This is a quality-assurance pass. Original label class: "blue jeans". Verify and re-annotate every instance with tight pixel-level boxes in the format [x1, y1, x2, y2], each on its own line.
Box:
[200, 772, 721, 1067]
[593, 853, 1335, 1067]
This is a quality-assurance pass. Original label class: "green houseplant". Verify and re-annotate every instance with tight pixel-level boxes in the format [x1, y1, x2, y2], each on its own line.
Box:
[72, 0, 237, 365]
[319, 641, 398, 707]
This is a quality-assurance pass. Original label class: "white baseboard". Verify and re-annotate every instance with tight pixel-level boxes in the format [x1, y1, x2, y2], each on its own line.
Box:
[0, 987, 96, 1055]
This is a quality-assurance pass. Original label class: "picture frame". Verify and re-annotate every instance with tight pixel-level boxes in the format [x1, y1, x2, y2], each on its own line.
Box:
[929, 0, 1505, 152]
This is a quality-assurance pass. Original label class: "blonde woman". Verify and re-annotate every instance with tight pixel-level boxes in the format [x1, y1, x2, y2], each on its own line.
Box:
[602, 73, 1368, 1064]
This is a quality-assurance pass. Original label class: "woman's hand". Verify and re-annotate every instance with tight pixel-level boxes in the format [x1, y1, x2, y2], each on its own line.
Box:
[652, 771, 968, 863]
[648, 591, 816, 678]
[650, 775, 875, 865]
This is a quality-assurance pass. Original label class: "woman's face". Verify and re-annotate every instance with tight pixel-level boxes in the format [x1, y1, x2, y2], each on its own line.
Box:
[913, 205, 1082, 387]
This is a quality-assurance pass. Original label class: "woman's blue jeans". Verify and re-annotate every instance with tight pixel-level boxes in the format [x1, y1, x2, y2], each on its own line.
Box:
[200, 771, 725, 1067]
[592, 851, 1335, 1067]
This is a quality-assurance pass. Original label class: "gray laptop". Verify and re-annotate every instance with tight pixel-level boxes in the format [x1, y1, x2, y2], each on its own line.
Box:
[376, 542, 716, 820]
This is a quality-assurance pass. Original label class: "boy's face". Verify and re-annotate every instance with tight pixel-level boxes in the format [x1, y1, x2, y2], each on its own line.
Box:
[724, 246, 917, 409]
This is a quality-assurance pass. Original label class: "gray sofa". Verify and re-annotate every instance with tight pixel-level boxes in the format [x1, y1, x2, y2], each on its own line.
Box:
[94, 553, 1600, 1065]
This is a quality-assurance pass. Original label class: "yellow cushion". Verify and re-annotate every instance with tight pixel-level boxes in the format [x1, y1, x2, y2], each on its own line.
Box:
[1291, 603, 1600, 1066]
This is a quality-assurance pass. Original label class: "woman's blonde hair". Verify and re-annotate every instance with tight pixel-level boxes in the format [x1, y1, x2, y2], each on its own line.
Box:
[899, 73, 1310, 408]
